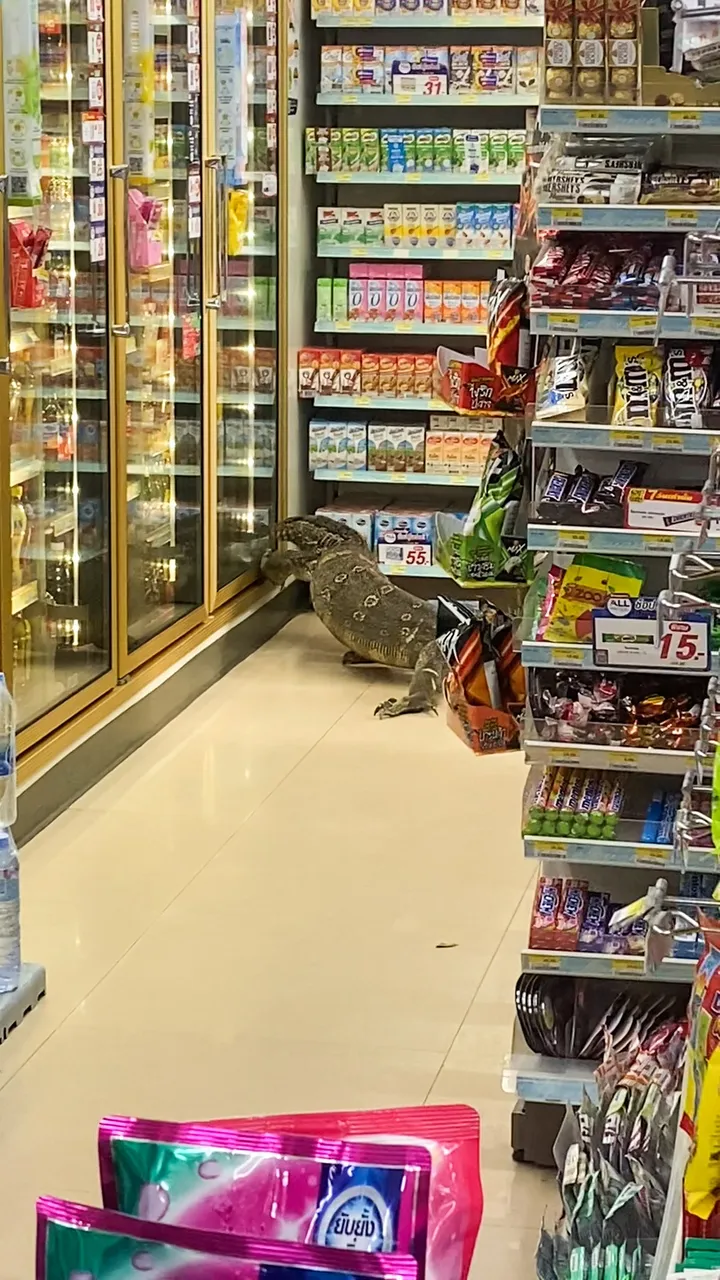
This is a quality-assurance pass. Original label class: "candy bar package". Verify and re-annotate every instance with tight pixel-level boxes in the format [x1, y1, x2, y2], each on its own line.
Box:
[536, 340, 597, 421]
[37, 1198, 420, 1280]
[663, 344, 713, 428]
[611, 345, 663, 428]
[99, 1118, 430, 1265]
[207, 1106, 482, 1280]
[529, 667, 705, 749]
[539, 553, 645, 643]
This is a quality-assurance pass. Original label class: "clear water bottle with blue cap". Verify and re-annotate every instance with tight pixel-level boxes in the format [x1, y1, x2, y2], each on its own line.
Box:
[0, 828, 20, 994]
[0, 673, 16, 828]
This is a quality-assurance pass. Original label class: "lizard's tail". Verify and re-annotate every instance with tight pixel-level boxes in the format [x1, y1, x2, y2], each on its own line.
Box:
[273, 514, 367, 554]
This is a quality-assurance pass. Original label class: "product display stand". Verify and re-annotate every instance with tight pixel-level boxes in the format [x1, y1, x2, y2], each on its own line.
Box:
[301, 2, 540, 586]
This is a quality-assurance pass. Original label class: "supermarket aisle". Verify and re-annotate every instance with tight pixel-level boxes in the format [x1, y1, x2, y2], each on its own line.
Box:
[0, 613, 554, 1278]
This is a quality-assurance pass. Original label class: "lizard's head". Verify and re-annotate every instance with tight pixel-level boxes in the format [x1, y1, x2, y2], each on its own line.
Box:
[272, 514, 369, 556]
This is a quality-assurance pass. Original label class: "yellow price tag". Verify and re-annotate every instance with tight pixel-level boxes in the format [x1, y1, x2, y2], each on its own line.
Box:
[342, 92, 360, 103]
[653, 432, 684, 451]
[536, 841, 567, 857]
[550, 646, 585, 665]
[549, 748, 581, 767]
[610, 430, 644, 448]
[396, 92, 413, 104]
[336, 174, 351, 182]
[665, 209, 698, 227]
[406, 172, 421, 182]
[693, 316, 720, 335]
[442, 248, 460, 259]
[558, 529, 589, 547]
[350, 245, 365, 255]
[335, 320, 350, 330]
[628, 315, 656, 334]
[528, 953, 562, 970]
[355, 396, 372, 406]
[611, 957, 643, 975]
[642, 533, 674, 550]
[550, 206, 583, 225]
[669, 109, 701, 129]
[634, 845, 671, 865]
[576, 108, 609, 127]
[613, 752, 639, 771]
[396, 320, 412, 331]
[547, 311, 580, 331]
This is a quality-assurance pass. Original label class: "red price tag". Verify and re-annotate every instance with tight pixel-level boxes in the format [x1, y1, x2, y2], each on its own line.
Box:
[657, 621, 709, 669]
[404, 545, 431, 566]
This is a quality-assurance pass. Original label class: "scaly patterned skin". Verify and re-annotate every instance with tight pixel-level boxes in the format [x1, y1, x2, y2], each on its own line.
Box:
[261, 515, 448, 717]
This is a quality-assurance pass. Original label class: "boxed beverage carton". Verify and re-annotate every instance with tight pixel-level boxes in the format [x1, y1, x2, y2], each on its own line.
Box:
[318, 207, 342, 248]
[424, 280, 443, 323]
[440, 203, 456, 247]
[349, 271, 368, 321]
[298, 347, 320, 396]
[342, 128, 362, 171]
[320, 46, 343, 92]
[330, 128, 343, 172]
[382, 128, 408, 172]
[309, 418, 329, 468]
[461, 429, 483, 475]
[461, 281, 481, 325]
[318, 348, 341, 394]
[404, 203, 422, 247]
[333, 278, 348, 322]
[361, 127, 381, 170]
[425, 427, 445, 473]
[367, 275, 387, 320]
[386, 274, 403, 321]
[405, 423, 426, 472]
[442, 280, 462, 325]
[433, 128, 453, 171]
[443, 430, 463, 474]
[450, 46, 473, 94]
[378, 353, 397, 395]
[516, 47, 539, 93]
[340, 207, 364, 243]
[384, 203, 403, 247]
[305, 127, 317, 173]
[507, 129, 525, 172]
[316, 277, 333, 322]
[397, 353, 415, 397]
[340, 348, 363, 395]
[375, 506, 435, 564]
[488, 131, 508, 176]
[361, 351, 379, 394]
[491, 204, 512, 250]
[404, 272, 424, 322]
[316, 126, 331, 172]
[416, 130, 434, 171]
[474, 204, 493, 249]
[414, 353, 434, 396]
[327, 423, 347, 467]
[364, 207, 385, 247]
[456, 203, 476, 248]
[421, 203, 441, 247]
[368, 420, 390, 470]
[346, 421, 368, 469]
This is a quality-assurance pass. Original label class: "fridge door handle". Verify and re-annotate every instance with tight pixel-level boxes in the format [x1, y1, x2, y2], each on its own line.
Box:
[110, 163, 131, 337]
[205, 156, 222, 310]
[0, 175, 11, 376]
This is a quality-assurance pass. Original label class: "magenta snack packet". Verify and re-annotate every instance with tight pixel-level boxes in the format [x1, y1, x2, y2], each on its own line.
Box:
[37, 1197, 420, 1280]
[99, 1118, 430, 1270]
[210, 1105, 482, 1280]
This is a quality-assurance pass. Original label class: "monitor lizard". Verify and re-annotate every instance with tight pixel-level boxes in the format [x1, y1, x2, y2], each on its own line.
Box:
[261, 514, 447, 718]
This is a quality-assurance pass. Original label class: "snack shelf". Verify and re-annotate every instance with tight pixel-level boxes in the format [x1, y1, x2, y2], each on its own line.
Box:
[314, 12, 545, 26]
[524, 834, 681, 869]
[536, 204, 720, 232]
[539, 105, 720, 134]
[314, 393, 461, 410]
[521, 948, 694, 982]
[527, 524, 720, 556]
[316, 243, 513, 259]
[523, 738, 696, 775]
[531, 420, 719, 456]
[313, 468, 483, 485]
[530, 309, 720, 340]
[379, 562, 450, 578]
[521, 638, 720, 672]
[315, 171, 522, 186]
[315, 319, 487, 335]
[316, 91, 539, 106]
[502, 1053, 599, 1105]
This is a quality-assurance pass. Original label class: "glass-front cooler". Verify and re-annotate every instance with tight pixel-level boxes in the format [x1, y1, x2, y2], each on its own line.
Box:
[213, 0, 278, 603]
[118, 0, 205, 669]
[2, 0, 114, 741]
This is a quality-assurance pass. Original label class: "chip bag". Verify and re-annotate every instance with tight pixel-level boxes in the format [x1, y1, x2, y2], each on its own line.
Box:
[36, 1198, 419, 1280]
[208, 1105, 482, 1280]
[541, 554, 645, 643]
[99, 1118, 430, 1267]
[612, 345, 663, 428]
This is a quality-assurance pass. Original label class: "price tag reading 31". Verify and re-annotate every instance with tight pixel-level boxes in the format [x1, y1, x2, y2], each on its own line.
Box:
[592, 595, 710, 671]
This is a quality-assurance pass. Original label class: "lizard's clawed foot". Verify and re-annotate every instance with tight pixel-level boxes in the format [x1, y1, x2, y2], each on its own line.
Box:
[342, 650, 375, 667]
[374, 694, 439, 719]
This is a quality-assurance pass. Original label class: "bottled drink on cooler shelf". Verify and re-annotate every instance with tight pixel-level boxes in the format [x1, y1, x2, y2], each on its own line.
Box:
[0, 828, 20, 995]
[0, 675, 16, 829]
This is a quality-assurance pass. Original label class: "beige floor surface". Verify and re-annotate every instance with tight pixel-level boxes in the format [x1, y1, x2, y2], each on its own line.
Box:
[0, 613, 556, 1276]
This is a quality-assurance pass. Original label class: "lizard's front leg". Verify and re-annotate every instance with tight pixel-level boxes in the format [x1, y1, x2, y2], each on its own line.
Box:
[261, 549, 315, 585]
[374, 640, 447, 719]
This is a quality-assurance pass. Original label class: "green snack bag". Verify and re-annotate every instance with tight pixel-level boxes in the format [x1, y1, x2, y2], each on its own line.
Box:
[343, 128, 361, 172]
[361, 127, 381, 171]
[330, 128, 343, 172]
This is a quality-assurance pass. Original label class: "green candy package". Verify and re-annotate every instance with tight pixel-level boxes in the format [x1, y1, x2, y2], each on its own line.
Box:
[435, 431, 530, 585]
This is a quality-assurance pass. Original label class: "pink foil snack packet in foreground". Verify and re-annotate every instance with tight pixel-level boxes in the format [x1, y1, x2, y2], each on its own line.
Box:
[208, 1105, 482, 1280]
[99, 1118, 430, 1271]
[37, 1197, 420, 1280]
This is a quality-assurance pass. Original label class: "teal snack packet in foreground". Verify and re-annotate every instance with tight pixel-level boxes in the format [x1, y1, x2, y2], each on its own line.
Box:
[36, 1198, 420, 1280]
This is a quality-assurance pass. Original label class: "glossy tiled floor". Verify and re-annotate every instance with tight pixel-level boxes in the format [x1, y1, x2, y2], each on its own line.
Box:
[0, 613, 555, 1277]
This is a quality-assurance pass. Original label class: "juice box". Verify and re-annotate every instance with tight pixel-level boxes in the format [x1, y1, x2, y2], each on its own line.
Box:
[320, 47, 343, 92]
[349, 275, 368, 321]
[383, 129, 407, 172]
[319, 349, 341, 394]
[433, 128, 453, 172]
[397, 353, 415, 396]
[378, 354, 397, 395]
[340, 348, 363, 395]
[387, 424, 408, 472]
[405, 424, 426, 472]
[456, 203, 476, 248]
[516, 47, 539, 93]
[386, 275, 403, 321]
[384, 203, 403, 247]
[491, 204, 512, 250]
[309, 419, 328, 468]
[479, 281, 490, 327]
[461, 280, 481, 325]
[507, 129, 525, 173]
[328, 424, 347, 467]
[361, 351, 379, 394]
[488, 131, 508, 176]
[440, 203, 456, 247]
[414, 353, 434, 396]
[342, 128, 362, 171]
[361, 127, 381, 171]
[461, 430, 482, 474]
[316, 127, 331, 172]
[305, 127, 317, 173]
[330, 128, 343, 172]
[340, 207, 364, 244]
[367, 276, 386, 321]
[316, 277, 333, 322]
[333, 278, 348, 322]
[298, 348, 320, 396]
[362, 207, 384, 248]
[442, 280, 462, 325]
[416, 130, 434, 172]
[450, 47, 473, 93]
[404, 203, 422, 247]
[404, 274, 423, 321]
[443, 431, 463, 474]
[474, 204, 494, 248]
[423, 280, 443, 324]
[425, 429, 445, 473]
[346, 422, 368, 468]
[318, 206, 342, 247]
[403, 130, 417, 173]
[421, 204, 441, 247]
[353, 0, 375, 14]
[368, 421, 389, 470]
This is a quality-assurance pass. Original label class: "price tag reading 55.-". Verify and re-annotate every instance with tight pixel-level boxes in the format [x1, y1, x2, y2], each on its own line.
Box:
[592, 597, 710, 672]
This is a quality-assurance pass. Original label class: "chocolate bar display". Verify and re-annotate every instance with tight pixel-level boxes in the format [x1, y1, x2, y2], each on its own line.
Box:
[530, 235, 684, 312]
[528, 667, 706, 749]
[544, 0, 641, 103]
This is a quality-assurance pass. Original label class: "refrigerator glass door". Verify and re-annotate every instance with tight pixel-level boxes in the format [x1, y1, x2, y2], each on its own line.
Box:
[4, 0, 112, 732]
[122, 0, 204, 655]
[215, 0, 277, 594]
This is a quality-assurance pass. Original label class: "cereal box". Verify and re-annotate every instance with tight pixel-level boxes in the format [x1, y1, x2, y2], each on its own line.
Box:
[450, 46, 473, 93]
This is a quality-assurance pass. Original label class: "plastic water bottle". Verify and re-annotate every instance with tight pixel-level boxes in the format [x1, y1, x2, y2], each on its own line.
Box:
[0, 829, 20, 994]
[0, 674, 16, 829]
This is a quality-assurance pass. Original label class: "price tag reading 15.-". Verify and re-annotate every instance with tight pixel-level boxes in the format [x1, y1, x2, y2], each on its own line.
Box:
[592, 596, 710, 672]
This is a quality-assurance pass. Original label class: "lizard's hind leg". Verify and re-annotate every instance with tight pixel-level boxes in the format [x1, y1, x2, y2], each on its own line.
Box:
[374, 640, 447, 719]
[261, 548, 316, 585]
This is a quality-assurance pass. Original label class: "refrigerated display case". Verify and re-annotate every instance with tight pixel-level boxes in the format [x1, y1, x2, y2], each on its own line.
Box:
[210, 0, 279, 607]
[0, 0, 115, 746]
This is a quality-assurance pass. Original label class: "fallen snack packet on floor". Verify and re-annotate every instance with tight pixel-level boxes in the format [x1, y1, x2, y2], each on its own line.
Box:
[36, 1197, 420, 1280]
[206, 1104, 483, 1280]
[99, 1117, 430, 1269]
